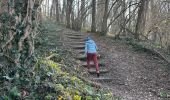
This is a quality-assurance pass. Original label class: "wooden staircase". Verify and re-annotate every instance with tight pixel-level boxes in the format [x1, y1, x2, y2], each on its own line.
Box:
[65, 32, 112, 82]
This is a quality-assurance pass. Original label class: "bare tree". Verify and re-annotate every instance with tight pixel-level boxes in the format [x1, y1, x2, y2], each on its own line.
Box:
[80, 0, 85, 28]
[61, 0, 66, 23]
[66, 0, 73, 28]
[91, 0, 96, 32]
[56, 0, 60, 21]
[100, 0, 109, 35]
[50, 0, 55, 19]
[135, 0, 149, 40]
[44, 0, 170, 52]
[96, 0, 105, 32]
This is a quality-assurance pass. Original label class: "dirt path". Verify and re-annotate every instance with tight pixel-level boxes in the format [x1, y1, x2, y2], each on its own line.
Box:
[46, 26, 170, 100]
[92, 33, 170, 100]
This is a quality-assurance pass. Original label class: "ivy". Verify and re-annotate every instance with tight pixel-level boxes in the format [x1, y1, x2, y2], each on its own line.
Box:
[9, 86, 21, 99]
[0, 12, 16, 24]
[8, 0, 14, 8]
[14, 0, 25, 15]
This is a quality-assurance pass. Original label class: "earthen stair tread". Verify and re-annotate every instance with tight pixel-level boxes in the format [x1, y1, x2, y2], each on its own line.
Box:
[92, 77, 112, 82]
[65, 33, 85, 36]
[76, 54, 101, 60]
[75, 49, 85, 53]
[67, 36, 84, 39]
[71, 45, 85, 49]
[69, 42, 85, 45]
[67, 38, 85, 42]
[82, 61, 105, 67]
[88, 68, 109, 74]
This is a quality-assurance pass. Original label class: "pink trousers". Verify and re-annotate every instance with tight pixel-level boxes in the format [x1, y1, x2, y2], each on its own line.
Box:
[86, 53, 99, 73]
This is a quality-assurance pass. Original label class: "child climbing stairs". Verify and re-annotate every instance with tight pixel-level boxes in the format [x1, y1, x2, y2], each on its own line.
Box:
[65, 32, 112, 82]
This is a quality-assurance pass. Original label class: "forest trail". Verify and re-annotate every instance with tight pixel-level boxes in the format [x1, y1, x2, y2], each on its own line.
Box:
[0, 0, 169, 99]
[47, 27, 170, 100]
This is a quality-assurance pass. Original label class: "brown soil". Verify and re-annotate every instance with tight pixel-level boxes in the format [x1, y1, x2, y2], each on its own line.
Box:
[50, 28, 170, 100]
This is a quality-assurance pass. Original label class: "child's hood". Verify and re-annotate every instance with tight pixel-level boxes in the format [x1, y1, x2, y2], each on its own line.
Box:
[86, 40, 95, 44]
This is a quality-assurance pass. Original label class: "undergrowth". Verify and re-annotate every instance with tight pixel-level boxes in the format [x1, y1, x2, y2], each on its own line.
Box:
[123, 38, 153, 53]
[0, 56, 114, 99]
[0, 20, 119, 100]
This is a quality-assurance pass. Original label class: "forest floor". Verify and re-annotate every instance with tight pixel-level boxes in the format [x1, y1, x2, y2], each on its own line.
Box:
[90, 33, 170, 100]
[43, 22, 170, 100]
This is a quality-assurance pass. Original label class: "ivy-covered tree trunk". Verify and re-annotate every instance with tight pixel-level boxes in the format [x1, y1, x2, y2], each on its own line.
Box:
[0, 0, 42, 87]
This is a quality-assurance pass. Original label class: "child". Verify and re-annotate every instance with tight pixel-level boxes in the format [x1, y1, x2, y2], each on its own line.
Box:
[85, 36, 100, 77]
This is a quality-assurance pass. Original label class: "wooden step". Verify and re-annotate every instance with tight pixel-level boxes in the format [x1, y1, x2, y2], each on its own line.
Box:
[67, 36, 84, 39]
[92, 77, 112, 82]
[76, 54, 101, 61]
[65, 33, 84, 36]
[69, 42, 85, 45]
[75, 49, 85, 54]
[76, 55, 86, 60]
[71, 45, 85, 49]
[68, 38, 85, 42]
[88, 68, 109, 74]
[81, 61, 105, 67]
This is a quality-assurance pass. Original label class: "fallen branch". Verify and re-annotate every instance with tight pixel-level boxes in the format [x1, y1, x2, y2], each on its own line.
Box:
[45, 53, 58, 60]
[152, 49, 170, 64]
[139, 42, 170, 64]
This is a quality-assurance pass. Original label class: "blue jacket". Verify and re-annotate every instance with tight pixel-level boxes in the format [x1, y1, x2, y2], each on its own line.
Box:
[85, 39, 98, 53]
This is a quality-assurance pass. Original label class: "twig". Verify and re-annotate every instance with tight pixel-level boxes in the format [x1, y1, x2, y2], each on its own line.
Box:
[45, 54, 58, 60]
[139, 42, 170, 64]
[152, 49, 170, 64]
[106, 3, 140, 32]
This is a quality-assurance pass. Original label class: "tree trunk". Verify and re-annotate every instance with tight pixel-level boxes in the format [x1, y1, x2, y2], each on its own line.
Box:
[96, 0, 105, 32]
[121, 0, 126, 34]
[128, 0, 132, 28]
[73, 0, 85, 31]
[116, 0, 126, 38]
[0, 0, 42, 72]
[66, 0, 73, 28]
[61, 0, 66, 23]
[110, 0, 120, 36]
[80, 0, 85, 29]
[50, 0, 55, 19]
[91, 0, 96, 32]
[135, 0, 149, 40]
[47, 0, 50, 16]
[101, 0, 109, 35]
[56, 0, 60, 21]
